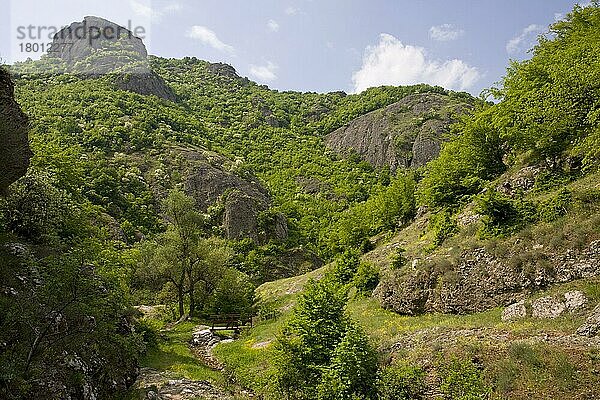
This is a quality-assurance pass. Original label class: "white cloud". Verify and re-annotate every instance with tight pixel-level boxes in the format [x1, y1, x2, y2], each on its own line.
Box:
[249, 61, 278, 82]
[429, 24, 464, 41]
[130, 0, 181, 22]
[267, 19, 280, 32]
[506, 24, 545, 54]
[352, 34, 480, 93]
[186, 26, 235, 55]
[285, 6, 299, 15]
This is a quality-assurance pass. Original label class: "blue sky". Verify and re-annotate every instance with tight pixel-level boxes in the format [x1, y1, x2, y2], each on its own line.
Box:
[1, 0, 588, 95]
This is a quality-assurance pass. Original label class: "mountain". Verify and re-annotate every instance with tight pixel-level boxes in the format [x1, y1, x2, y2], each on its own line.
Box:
[3, 5, 600, 399]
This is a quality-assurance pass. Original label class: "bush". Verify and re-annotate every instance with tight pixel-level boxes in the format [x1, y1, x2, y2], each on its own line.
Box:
[429, 210, 458, 246]
[353, 262, 380, 295]
[332, 249, 361, 284]
[477, 190, 537, 237]
[377, 362, 426, 400]
[273, 279, 349, 398]
[317, 324, 378, 400]
[390, 247, 408, 270]
[438, 356, 490, 400]
[538, 188, 572, 222]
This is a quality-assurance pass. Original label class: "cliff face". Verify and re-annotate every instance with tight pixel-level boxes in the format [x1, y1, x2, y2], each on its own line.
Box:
[0, 68, 31, 195]
[175, 148, 288, 244]
[48, 16, 176, 101]
[324, 92, 473, 171]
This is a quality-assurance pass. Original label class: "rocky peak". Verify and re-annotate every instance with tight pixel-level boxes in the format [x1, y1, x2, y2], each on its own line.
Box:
[0, 68, 31, 195]
[325, 92, 474, 171]
[47, 16, 176, 101]
[49, 16, 147, 66]
[207, 63, 240, 79]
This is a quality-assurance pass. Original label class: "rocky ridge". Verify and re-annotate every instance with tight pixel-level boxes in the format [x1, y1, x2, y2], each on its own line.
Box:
[375, 240, 600, 315]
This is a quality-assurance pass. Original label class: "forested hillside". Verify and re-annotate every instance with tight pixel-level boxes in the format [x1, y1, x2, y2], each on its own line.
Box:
[1, 3, 600, 399]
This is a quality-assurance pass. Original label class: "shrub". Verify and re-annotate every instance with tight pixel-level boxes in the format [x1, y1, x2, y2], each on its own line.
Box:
[353, 262, 380, 295]
[438, 356, 490, 400]
[538, 188, 572, 222]
[377, 362, 426, 400]
[390, 247, 408, 270]
[317, 324, 378, 400]
[429, 210, 458, 246]
[332, 249, 361, 284]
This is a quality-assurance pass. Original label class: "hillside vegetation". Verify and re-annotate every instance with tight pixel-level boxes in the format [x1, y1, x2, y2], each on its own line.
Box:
[1, 3, 599, 399]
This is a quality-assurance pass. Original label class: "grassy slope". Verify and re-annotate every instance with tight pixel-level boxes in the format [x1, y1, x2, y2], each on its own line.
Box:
[214, 170, 600, 399]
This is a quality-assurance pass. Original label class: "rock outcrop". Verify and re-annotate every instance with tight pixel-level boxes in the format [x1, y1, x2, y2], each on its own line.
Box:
[324, 92, 473, 171]
[49, 16, 147, 65]
[577, 304, 600, 337]
[375, 240, 600, 315]
[176, 148, 288, 243]
[0, 68, 31, 195]
[48, 16, 176, 101]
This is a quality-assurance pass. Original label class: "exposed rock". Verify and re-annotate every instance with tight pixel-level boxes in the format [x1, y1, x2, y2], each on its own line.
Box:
[577, 304, 600, 337]
[564, 290, 588, 312]
[376, 240, 600, 315]
[49, 16, 147, 65]
[496, 166, 542, 196]
[133, 368, 233, 400]
[47, 16, 175, 101]
[502, 300, 527, 321]
[531, 296, 565, 319]
[207, 62, 240, 79]
[324, 92, 473, 171]
[112, 71, 177, 102]
[0, 68, 31, 195]
[223, 191, 261, 241]
[456, 209, 482, 227]
[177, 148, 287, 243]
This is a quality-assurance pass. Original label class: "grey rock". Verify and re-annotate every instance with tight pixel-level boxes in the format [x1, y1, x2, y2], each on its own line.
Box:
[48, 16, 175, 101]
[376, 240, 600, 315]
[531, 296, 565, 319]
[502, 300, 527, 321]
[49, 16, 147, 66]
[178, 148, 287, 244]
[577, 304, 600, 337]
[325, 92, 473, 171]
[112, 71, 177, 102]
[0, 68, 31, 195]
[564, 290, 588, 312]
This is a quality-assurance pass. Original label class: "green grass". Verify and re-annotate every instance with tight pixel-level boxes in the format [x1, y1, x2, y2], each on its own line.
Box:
[141, 320, 224, 384]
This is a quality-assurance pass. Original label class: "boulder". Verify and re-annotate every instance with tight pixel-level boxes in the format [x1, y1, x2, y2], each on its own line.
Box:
[0, 68, 31, 195]
[502, 300, 527, 321]
[531, 296, 565, 319]
[577, 304, 600, 337]
[564, 290, 588, 312]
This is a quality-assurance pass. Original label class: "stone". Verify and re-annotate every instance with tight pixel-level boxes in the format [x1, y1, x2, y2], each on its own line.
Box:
[531, 296, 566, 319]
[564, 290, 588, 312]
[577, 304, 600, 337]
[502, 300, 527, 321]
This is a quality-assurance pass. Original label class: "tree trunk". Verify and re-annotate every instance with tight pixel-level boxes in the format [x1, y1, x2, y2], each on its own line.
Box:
[177, 285, 185, 318]
[189, 283, 195, 317]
